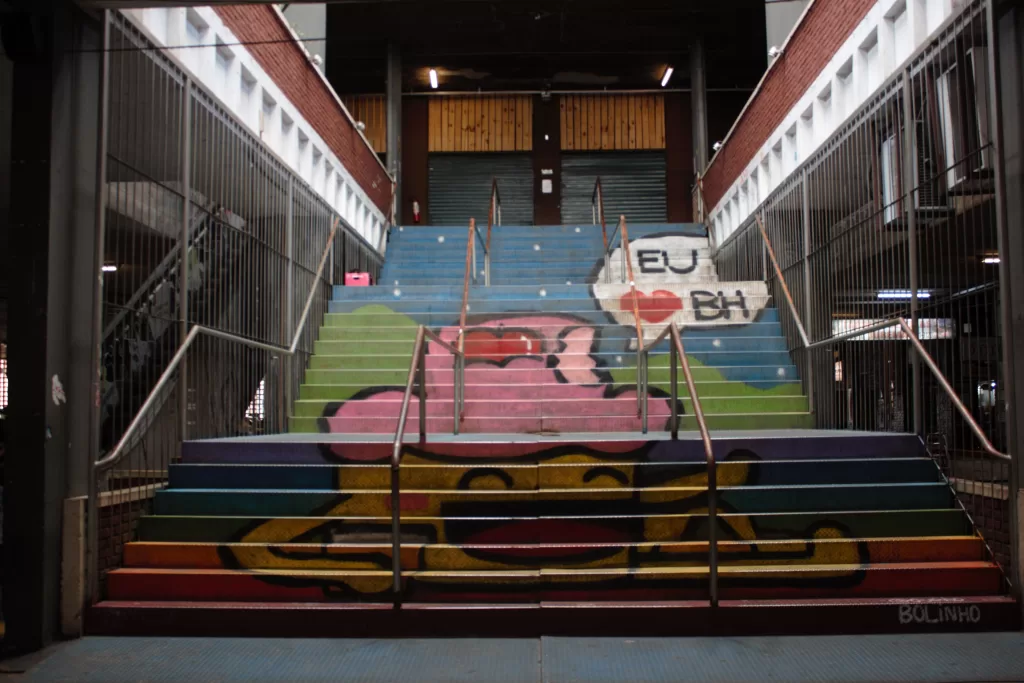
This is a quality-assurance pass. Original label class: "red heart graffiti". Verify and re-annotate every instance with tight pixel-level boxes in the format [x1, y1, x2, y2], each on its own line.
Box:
[463, 329, 544, 362]
[621, 290, 684, 324]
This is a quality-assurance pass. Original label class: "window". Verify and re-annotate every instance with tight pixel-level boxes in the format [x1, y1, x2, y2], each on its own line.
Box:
[835, 58, 854, 119]
[261, 91, 277, 144]
[215, 39, 234, 91]
[816, 83, 833, 142]
[783, 124, 798, 173]
[859, 29, 881, 95]
[298, 129, 311, 176]
[240, 66, 257, 129]
[185, 8, 209, 43]
[799, 104, 814, 157]
[245, 378, 265, 421]
[936, 49, 992, 188]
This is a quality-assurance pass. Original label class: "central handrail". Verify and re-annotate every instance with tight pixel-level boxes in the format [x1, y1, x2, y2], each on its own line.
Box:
[755, 213, 810, 348]
[619, 216, 644, 418]
[483, 178, 499, 287]
[390, 324, 465, 605]
[94, 217, 341, 474]
[592, 177, 608, 254]
[459, 219, 475, 365]
[637, 323, 718, 606]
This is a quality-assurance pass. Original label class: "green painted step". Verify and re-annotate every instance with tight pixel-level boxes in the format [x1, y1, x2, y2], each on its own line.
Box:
[288, 412, 816, 433]
[297, 381, 806, 400]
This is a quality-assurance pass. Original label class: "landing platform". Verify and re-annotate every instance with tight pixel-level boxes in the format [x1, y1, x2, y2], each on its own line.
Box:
[11, 632, 1024, 682]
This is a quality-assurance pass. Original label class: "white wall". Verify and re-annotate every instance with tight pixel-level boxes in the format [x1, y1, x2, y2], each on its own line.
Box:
[709, 0, 961, 247]
[124, 6, 386, 244]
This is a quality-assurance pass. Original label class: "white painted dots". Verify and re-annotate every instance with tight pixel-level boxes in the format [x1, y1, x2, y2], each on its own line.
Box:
[713, 339, 722, 348]
[393, 289, 401, 298]
[575, 227, 581, 233]
[533, 244, 541, 251]
[438, 235, 445, 243]
[566, 281, 573, 286]
[777, 368, 787, 377]
[539, 289, 547, 297]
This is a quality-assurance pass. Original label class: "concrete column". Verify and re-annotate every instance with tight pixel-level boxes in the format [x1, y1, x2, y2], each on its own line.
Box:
[992, 0, 1024, 609]
[3, 0, 104, 650]
[690, 37, 710, 174]
[386, 42, 401, 225]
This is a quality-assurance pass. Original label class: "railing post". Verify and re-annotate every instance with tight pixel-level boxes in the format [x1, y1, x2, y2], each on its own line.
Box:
[640, 351, 648, 433]
[801, 169, 815, 416]
[901, 69, 923, 435]
[418, 342, 427, 442]
[283, 179, 295, 428]
[178, 77, 192, 443]
[670, 339, 679, 439]
[453, 355, 461, 436]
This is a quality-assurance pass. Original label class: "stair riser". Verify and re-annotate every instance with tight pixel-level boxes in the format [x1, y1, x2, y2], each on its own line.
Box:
[307, 352, 797, 371]
[105, 565, 1003, 603]
[292, 396, 811, 418]
[152, 484, 953, 518]
[298, 412, 816, 433]
[312, 336, 791, 352]
[168, 459, 943, 491]
[137, 509, 974, 544]
[299, 381, 804, 400]
[122, 537, 984, 572]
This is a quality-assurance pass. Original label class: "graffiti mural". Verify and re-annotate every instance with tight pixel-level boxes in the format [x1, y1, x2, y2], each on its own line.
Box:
[205, 440, 868, 602]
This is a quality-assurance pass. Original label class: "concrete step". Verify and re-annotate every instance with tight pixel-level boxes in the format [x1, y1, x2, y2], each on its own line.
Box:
[122, 536, 984, 571]
[167, 458, 941, 491]
[136, 508, 974, 545]
[151, 482, 953, 517]
[103, 561, 1004, 602]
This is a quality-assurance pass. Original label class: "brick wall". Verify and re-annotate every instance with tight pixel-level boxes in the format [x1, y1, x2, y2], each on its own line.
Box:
[214, 5, 392, 216]
[97, 498, 152, 577]
[702, 0, 876, 210]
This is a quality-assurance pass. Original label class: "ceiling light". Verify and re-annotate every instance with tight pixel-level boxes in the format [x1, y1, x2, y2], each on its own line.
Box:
[429, 69, 439, 89]
[877, 290, 931, 300]
[983, 256, 1000, 264]
[102, 265, 117, 273]
[660, 66, 674, 87]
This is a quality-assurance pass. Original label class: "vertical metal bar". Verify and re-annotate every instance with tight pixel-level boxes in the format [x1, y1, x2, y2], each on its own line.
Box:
[485, 251, 491, 287]
[179, 77, 192, 443]
[86, 8, 111, 607]
[391, 458, 401, 606]
[801, 169, 814, 415]
[283, 178, 294, 421]
[418, 343, 427, 442]
[453, 355, 460, 435]
[670, 338, 679, 439]
[641, 351, 648, 434]
[901, 68, 922, 435]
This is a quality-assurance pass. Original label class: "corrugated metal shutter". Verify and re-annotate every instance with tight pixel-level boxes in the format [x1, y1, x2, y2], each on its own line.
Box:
[428, 153, 534, 225]
[561, 151, 666, 224]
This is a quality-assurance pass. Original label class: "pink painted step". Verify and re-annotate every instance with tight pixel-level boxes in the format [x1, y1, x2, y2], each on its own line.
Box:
[322, 414, 667, 434]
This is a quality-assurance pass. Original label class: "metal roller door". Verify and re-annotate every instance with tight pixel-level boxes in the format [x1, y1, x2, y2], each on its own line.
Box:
[561, 151, 666, 224]
[428, 153, 534, 226]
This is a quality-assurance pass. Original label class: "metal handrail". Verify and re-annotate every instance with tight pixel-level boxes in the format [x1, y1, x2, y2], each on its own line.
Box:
[459, 219, 475, 369]
[755, 213, 811, 348]
[389, 326, 464, 605]
[807, 317, 1010, 461]
[619, 216, 644, 418]
[592, 177, 608, 252]
[637, 323, 718, 605]
[94, 217, 341, 474]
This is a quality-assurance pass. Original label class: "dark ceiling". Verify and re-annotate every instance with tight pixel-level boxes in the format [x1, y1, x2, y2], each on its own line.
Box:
[325, 0, 768, 94]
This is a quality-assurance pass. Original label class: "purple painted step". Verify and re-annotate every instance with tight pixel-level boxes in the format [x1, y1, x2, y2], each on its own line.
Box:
[181, 433, 924, 465]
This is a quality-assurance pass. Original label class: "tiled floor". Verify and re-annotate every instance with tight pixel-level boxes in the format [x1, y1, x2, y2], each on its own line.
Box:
[4, 633, 1023, 682]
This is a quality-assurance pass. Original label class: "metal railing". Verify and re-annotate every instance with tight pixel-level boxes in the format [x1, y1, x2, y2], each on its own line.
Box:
[636, 323, 718, 605]
[389, 326, 465, 605]
[88, 218, 341, 600]
[484, 178, 501, 287]
[711, 0, 1014, 574]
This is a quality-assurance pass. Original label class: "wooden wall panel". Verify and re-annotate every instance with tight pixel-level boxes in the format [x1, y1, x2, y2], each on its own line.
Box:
[341, 95, 387, 153]
[427, 95, 533, 152]
[559, 94, 665, 151]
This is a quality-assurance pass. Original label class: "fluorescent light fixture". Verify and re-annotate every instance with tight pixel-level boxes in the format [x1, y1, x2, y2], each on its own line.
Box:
[660, 66, 674, 87]
[983, 256, 1000, 264]
[877, 290, 931, 300]
[101, 265, 117, 273]
[429, 69, 439, 89]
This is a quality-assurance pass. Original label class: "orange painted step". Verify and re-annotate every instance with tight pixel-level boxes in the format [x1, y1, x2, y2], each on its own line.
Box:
[121, 536, 987, 571]
[105, 561, 1004, 603]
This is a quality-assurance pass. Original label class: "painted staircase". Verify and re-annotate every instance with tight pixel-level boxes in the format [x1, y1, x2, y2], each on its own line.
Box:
[295, 224, 812, 434]
[88, 223, 1017, 636]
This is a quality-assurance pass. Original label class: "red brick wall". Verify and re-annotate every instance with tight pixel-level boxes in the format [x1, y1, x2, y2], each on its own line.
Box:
[214, 5, 393, 216]
[702, 0, 876, 210]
